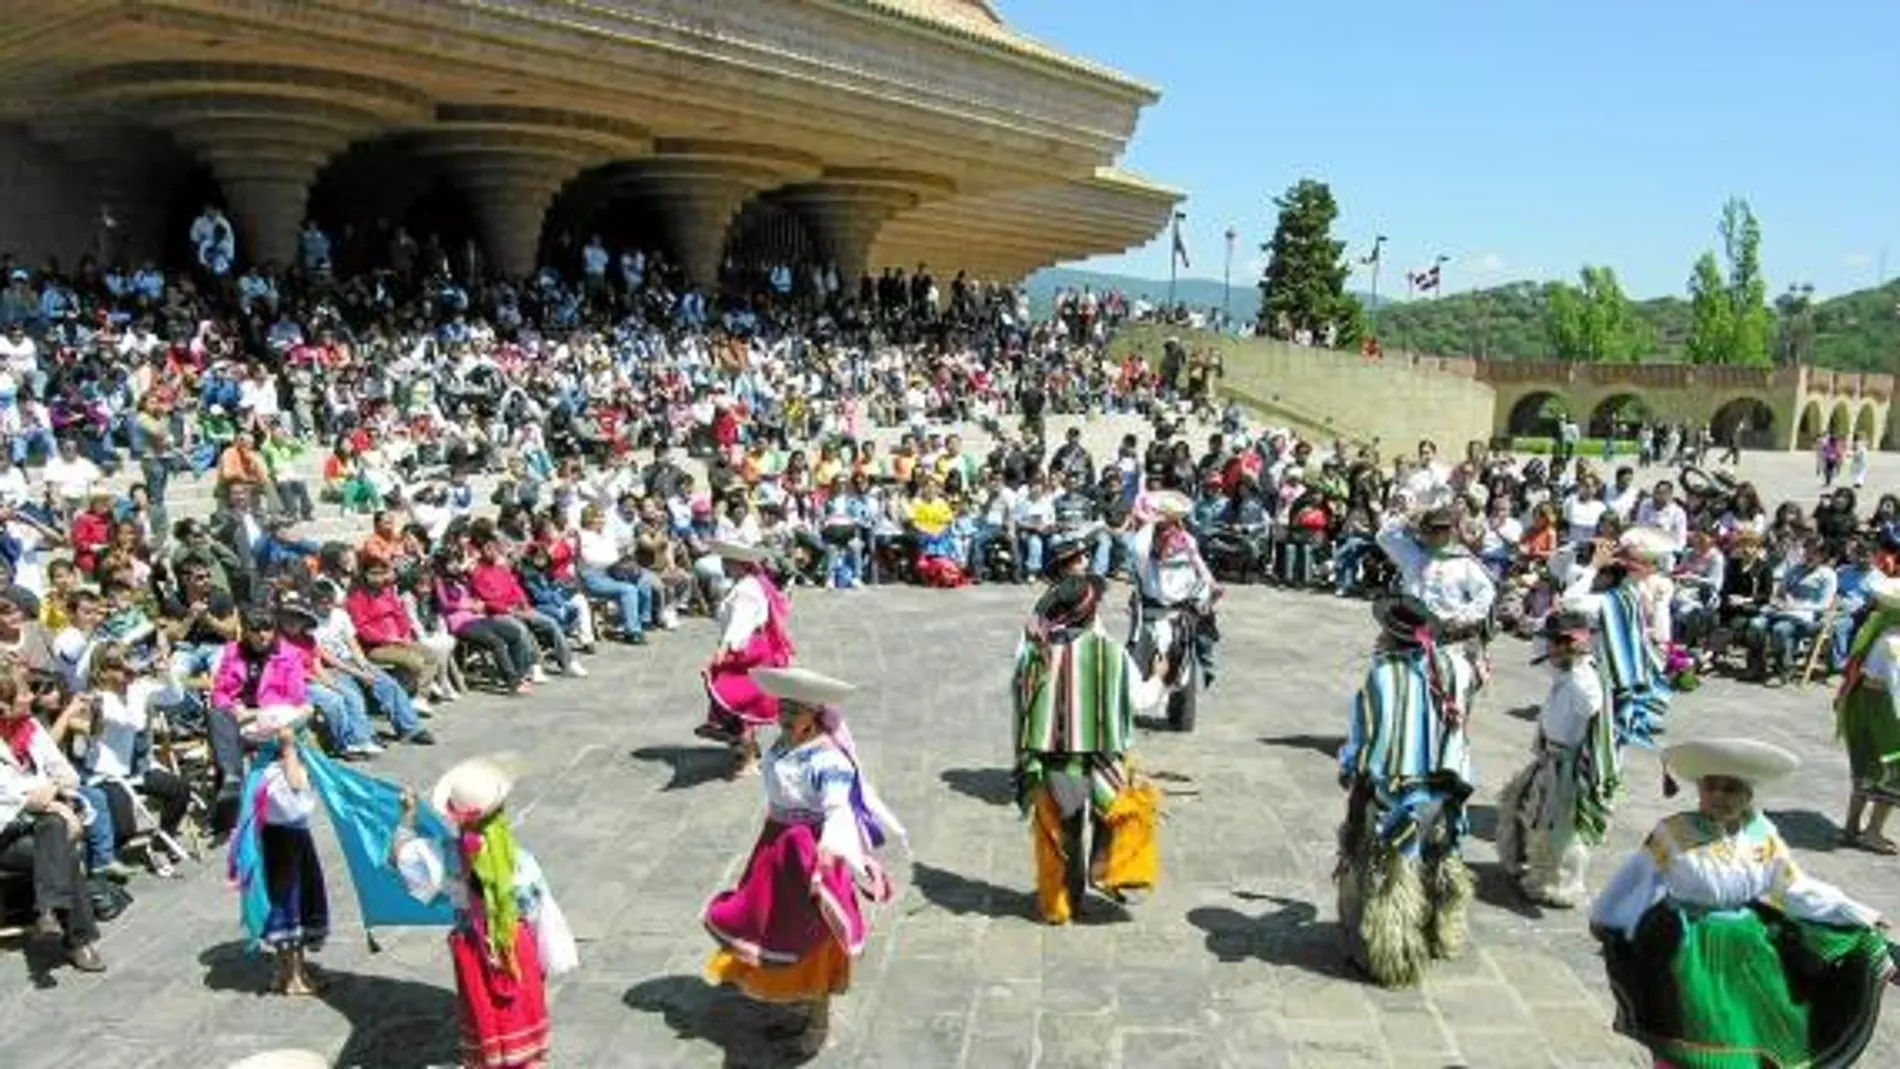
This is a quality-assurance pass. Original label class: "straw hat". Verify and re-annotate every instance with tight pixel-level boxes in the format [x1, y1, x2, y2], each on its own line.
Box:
[710, 539, 771, 563]
[430, 756, 514, 826]
[751, 666, 856, 709]
[1148, 490, 1192, 520]
[1663, 738, 1799, 788]
[239, 705, 311, 746]
[224, 1052, 329, 1069]
[1615, 526, 1675, 567]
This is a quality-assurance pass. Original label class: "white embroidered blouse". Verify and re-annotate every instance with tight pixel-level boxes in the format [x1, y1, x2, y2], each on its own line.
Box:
[763, 736, 871, 882]
[1590, 812, 1880, 939]
[717, 574, 769, 653]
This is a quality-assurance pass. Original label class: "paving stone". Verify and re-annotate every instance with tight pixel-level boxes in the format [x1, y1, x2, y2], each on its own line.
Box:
[5, 582, 1899, 1067]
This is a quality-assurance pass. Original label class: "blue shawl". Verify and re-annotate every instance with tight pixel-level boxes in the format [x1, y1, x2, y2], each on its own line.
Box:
[230, 741, 456, 950]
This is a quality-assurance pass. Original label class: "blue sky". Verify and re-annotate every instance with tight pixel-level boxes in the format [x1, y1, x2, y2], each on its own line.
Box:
[1004, 0, 1899, 299]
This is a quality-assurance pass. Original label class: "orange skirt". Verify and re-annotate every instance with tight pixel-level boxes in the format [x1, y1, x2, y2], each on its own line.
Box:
[705, 937, 851, 1003]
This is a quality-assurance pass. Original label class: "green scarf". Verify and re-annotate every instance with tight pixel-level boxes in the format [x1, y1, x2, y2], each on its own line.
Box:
[467, 814, 520, 974]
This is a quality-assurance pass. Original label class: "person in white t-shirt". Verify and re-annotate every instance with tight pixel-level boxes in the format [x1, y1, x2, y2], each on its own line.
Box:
[40, 437, 103, 515]
[0, 451, 30, 508]
[1634, 479, 1690, 551]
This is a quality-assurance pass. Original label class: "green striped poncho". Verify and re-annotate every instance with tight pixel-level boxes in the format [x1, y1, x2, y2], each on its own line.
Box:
[1012, 628, 1136, 813]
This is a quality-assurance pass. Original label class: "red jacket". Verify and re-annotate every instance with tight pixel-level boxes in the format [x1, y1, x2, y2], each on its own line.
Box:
[344, 585, 415, 646]
[71, 510, 111, 575]
[469, 561, 528, 615]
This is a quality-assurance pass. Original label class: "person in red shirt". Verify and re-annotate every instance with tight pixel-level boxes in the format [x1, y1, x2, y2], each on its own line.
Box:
[468, 530, 583, 679]
[69, 494, 114, 577]
[345, 557, 455, 699]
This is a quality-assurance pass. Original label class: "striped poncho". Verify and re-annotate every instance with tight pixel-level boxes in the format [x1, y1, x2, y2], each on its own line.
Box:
[1595, 585, 1671, 750]
[1340, 647, 1475, 856]
[1012, 628, 1137, 813]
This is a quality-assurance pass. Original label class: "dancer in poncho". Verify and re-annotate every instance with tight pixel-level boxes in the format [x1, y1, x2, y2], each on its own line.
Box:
[703, 667, 905, 1058]
[1592, 738, 1897, 1069]
[394, 758, 579, 1069]
[1834, 574, 1900, 855]
[1335, 596, 1479, 987]
[1495, 610, 1621, 908]
[698, 540, 795, 778]
[1560, 526, 1675, 749]
[1011, 575, 1164, 925]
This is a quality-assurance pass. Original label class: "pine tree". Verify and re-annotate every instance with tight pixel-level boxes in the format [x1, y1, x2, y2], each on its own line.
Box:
[1257, 179, 1364, 346]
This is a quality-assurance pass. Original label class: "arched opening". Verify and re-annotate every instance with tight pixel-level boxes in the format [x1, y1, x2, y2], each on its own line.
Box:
[159, 161, 225, 273]
[1504, 391, 1566, 439]
[307, 136, 449, 276]
[1796, 400, 1825, 450]
[1588, 393, 1651, 439]
[1828, 402, 1853, 438]
[1852, 403, 1880, 446]
[546, 183, 673, 275]
[724, 200, 816, 277]
[1709, 397, 1776, 451]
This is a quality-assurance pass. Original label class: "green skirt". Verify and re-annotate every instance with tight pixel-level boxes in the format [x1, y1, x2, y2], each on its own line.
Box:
[1839, 684, 1900, 796]
[1602, 902, 1892, 1068]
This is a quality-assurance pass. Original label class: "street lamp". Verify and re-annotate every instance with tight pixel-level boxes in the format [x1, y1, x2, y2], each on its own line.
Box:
[1222, 226, 1237, 325]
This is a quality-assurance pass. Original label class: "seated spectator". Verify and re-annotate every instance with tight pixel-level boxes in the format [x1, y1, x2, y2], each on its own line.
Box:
[0, 672, 104, 971]
[275, 591, 380, 760]
[1741, 535, 1837, 684]
[575, 504, 650, 645]
[75, 643, 192, 876]
[433, 545, 536, 695]
[344, 556, 455, 702]
[468, 528, 581, 678]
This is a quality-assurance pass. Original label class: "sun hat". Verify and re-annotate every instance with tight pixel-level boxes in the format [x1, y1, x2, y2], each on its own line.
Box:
[1615, 526, 1675, 567]
[239, 704, 311, 746]
[1662, 738, 1799, 788]
[751, 666, 856, 710]
[710, 539, 771, 563]
[1148, 490, 1192, 520]
[430, 756, 514, 826]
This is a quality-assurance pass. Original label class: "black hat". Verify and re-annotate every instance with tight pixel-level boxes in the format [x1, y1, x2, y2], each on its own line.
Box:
[1541, 609, 1593, 644]
[274, 591, 320, 625]
[1034, 574, 1108, 631]
[1418, 506, 1458, 533]
[1372, 595, 1440, 646]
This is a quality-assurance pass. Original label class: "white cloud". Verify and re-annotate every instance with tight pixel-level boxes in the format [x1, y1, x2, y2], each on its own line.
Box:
[1468, 252, 1508, 274]
[1844, 251, 1873, 268]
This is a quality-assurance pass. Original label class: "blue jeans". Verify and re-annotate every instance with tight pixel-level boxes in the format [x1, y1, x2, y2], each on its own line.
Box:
[580, 567, 651, 636]
[1333, 536, 1375, 595]
[339, 669, 421, 736]
[10, 425, 54, 465]
[1831, 610, 1865, 672]
[823, 539, 863, 587]
[75, 785, 118, 867]
[1088, 530, 1112, 578]
[1018, 531, 1047, 578]
[308, 680, 376, 749]
[967, 522, 1007, 579]
[1744, 613, 1819, 676]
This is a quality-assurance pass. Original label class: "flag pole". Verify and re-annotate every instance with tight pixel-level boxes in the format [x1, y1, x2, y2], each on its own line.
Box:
[1168, 210, 1185, 309]
[1222, 226, 1236, 326]
[1433, 254, 1449, 300]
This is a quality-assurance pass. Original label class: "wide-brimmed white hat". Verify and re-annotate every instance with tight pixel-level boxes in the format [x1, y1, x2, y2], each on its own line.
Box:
[240, 705, 310, 745]
[1663, 738, 1799, 788]
[431, 756, 514, 826]
[1615, 526, 1675, 566]
[224, 1051, 329, 1069]
[1148, 490, 1192, 520]
[1867, 573, 1900, 611]
[711, 539, 771, 563]
[751, 666, 856, 709]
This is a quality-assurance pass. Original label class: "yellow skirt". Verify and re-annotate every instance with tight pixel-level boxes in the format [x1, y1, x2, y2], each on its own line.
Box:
[705, 938, 852, 1003]
[1031, 782, 1162, 925]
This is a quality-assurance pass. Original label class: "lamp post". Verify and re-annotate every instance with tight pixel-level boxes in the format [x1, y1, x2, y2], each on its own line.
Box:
[1167, 210, 1186, 309]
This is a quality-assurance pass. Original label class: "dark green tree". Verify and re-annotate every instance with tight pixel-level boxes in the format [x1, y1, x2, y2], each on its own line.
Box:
[1256, 179, 1364, 346]
[1545, 265, 1654, 362]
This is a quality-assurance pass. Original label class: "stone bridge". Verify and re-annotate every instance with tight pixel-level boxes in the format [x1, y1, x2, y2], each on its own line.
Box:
[1482, 361, 1895, 451]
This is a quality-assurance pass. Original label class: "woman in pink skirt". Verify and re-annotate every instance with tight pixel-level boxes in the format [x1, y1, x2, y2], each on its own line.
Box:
[703, 667, 906, 1057]
[697, 540, 795, 777]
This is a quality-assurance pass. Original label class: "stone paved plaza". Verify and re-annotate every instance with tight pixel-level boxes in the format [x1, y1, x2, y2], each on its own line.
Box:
[5, 581, 1899, 1069]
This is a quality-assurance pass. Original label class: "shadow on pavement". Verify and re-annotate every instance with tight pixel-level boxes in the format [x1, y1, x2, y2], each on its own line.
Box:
[1500, 703, 1541, 722]
[630, 745, 734, 792]
[1467, 860, 1546, 921]
[1465, 803, 1498, 843]
[198, 941, 461, 1068]
[1186, 896, 1351, 978]
[1257, 733, 1345, 757]
[623, 974, 816, 1068]
[908, 861, 1038, 922]
[939, 768, 1015, 807]
[1767, 808, 1843, 853]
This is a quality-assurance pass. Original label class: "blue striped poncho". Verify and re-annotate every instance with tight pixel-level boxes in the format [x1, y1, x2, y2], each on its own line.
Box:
[1595, 585, 1672, 750]
[1339, 647, 1476, 858]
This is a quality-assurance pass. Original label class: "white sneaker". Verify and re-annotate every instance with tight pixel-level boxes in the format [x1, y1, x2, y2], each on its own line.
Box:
[530, 665, 549, 684]
[566, 662, 589, 678]
[412, 698, 434, 715]
[660, 608, 680, 631]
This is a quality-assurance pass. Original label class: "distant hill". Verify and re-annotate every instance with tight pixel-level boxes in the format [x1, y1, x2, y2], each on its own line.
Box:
[1026, 266, 1386, 322]
[1370, 279, 1900, 373]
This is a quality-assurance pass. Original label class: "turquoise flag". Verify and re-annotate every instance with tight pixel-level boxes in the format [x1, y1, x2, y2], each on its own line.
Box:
[302, 745, 457, 932]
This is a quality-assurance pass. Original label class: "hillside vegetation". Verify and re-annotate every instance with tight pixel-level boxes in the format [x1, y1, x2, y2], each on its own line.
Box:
[1372, 279, 1900, 373]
